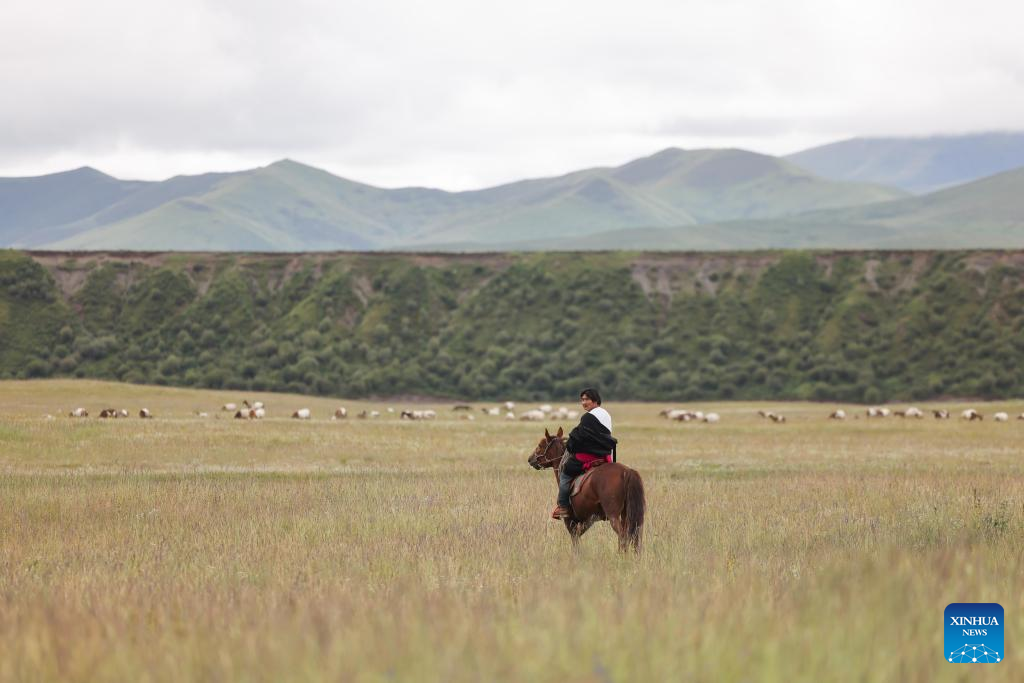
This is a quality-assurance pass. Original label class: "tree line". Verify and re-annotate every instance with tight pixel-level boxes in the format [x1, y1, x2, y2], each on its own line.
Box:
[2, 249, 1023, 402]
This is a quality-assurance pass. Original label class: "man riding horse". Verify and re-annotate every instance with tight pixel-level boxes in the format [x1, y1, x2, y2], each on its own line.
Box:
[552, 387, 616, 520]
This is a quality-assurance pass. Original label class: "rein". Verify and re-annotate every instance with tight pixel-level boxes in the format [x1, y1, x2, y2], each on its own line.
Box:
[535, 436, 566, 469]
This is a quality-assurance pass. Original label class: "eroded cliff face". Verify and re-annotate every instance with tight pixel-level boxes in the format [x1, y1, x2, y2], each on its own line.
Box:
[5, 249, 1024, 402]
[28, 249, 1024, 305]
[29, 251, 516, 299]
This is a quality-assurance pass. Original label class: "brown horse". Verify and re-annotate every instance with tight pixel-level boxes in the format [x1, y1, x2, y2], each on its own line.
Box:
[528, 427, 645, 553]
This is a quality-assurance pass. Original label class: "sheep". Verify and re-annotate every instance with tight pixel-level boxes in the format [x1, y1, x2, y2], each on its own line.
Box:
[960, 409, 982, 421]
[69, 407, 89, 418]
[292, 408, 311, 420]
[519, 409, 546, 421]
[933, 409, 950, 419]
[703, 412, 720, 424]
[993, 412, 1009, 422]
[139, 409, 152, 418]
[333, 407, 348, 419]
[828, 409, 846, 420]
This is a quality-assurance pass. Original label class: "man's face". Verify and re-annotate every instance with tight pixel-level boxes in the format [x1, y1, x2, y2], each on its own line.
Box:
[580, 395, 596, 412]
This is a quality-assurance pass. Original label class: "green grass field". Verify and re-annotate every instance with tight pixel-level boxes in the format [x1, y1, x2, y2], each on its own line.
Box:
[1, 380, 1022, 681]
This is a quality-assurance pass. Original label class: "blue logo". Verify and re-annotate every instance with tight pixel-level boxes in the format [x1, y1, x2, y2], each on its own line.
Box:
[945, 603, 1003, 663]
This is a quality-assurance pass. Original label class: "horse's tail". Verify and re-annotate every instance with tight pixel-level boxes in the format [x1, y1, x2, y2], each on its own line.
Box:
[623, 467, 645, 552]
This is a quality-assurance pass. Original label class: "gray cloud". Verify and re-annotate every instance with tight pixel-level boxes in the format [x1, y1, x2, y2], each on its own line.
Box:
[653, 116, 798, 139]
[2, 0, 1023, 189]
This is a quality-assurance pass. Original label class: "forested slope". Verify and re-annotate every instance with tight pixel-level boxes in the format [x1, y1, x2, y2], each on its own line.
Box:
[2, 249, 1023, 402]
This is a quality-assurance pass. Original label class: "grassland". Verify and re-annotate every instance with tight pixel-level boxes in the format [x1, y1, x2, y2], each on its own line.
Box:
[2, 380, 1023, 681]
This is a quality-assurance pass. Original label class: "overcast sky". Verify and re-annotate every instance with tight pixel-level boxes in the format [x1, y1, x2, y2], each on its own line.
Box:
[2, 0, 1023, 190]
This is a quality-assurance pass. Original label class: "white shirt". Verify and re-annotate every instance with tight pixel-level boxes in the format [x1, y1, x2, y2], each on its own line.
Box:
[589, 406, 612, 432]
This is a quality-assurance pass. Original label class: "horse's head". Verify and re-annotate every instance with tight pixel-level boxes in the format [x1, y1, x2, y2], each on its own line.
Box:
[528, 427, 565, 470]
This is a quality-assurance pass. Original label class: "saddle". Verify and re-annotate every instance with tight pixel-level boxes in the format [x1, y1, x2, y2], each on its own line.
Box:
[570, 460, 607, 498]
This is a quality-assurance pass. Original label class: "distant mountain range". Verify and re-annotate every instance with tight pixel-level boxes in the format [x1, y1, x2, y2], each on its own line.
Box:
[786, 132, 1024, 193]
[468, 166, 1024, 251]
[2, 132, 1024, 252]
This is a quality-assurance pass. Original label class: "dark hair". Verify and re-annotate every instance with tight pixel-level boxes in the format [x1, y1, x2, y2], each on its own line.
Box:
[580, 388, 602, 405]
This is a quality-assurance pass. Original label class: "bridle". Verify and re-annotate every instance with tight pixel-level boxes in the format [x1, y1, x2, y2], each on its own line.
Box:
[531, 435, 566, 469]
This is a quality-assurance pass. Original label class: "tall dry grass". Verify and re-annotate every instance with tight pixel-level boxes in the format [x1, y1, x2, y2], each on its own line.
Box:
[1, 380, 1022, 681]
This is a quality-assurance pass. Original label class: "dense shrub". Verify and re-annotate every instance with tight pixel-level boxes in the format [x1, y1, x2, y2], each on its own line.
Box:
[3, 251, 1024, 401]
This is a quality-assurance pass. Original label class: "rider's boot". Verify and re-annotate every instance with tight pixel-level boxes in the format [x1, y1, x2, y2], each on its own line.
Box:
[551, 504, 571, 520]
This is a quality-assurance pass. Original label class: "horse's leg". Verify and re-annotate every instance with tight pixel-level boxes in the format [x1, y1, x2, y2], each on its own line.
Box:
[563, 518, 582, 549]
[564, 518, 593, 549]
[564, 478, 604, 550]
[609, 512, 628, 552]
[564, 486, 598, 550]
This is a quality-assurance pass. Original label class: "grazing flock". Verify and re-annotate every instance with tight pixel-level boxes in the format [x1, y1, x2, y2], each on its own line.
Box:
[68, 407, 153, 419]
[657, 405, 1022, 425]
[60, 399, 584, 424]
[660, 409, 722, 423]
[826, 406, 1015, 422]
[61, 400, 1024, 425]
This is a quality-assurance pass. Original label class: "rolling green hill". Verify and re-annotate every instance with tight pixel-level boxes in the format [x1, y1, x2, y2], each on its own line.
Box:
[22, 162, 425, 251]
[0, 167, 145, 244]
[3, 249, 1023, 402]
[3, 150, 906, 251]
[476, 167, 1024, 251]
[786, 132, 1024, 193]
[406, 149, 906, 245]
